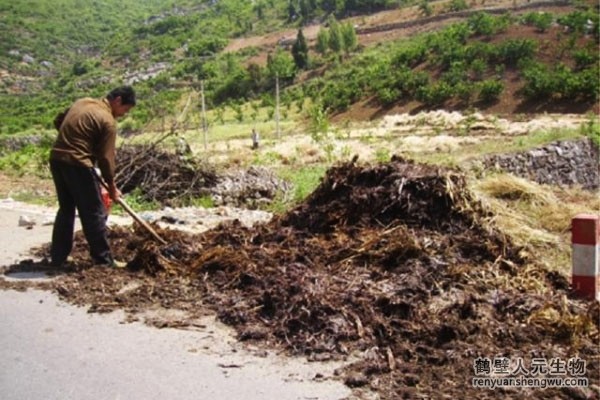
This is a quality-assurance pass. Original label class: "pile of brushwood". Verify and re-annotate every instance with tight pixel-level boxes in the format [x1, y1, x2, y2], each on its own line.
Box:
[5, 156, 598, 399]
[115, 145, 288, 208]
[115, 145, 219, 204]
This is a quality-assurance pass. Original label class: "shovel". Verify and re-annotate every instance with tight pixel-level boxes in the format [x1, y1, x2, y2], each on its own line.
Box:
[95, 172, 167, 245]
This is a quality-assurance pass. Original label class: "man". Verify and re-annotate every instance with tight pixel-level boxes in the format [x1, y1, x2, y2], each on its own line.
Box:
[49, 86, 136, 268]
[251, 128, 259, 150]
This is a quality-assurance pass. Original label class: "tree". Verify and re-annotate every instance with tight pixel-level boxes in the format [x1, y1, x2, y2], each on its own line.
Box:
[254, 1, 265, 19]
[291, 29, 309, 69]
[316, 28, 329, 55]
[328, 18, 343, 53]
[341, 23, 357, 53]
[299, 0, 313, 21]
[267, 48, 296, 80]
[287, 1, 297, 22]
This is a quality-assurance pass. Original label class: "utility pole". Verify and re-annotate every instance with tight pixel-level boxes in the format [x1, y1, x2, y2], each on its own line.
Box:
[200, 79, 208, 151]
[275, 73, 280, 140]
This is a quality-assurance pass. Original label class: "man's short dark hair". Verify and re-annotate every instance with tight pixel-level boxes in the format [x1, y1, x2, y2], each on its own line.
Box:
[107, 86, 136, 106]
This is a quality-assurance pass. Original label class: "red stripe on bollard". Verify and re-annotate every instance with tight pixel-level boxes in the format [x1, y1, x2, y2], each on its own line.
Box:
[572, 213, 600, 245]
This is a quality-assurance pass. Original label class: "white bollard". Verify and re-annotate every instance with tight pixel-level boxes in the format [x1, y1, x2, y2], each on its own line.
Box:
[571, 213, 599, 300]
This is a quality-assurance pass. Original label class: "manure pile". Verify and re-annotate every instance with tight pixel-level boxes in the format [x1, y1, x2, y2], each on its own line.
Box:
[6, 157, 599, 399]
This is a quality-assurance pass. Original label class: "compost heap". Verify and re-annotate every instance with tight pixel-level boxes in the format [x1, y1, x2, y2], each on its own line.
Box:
[5, 157, 599, 399]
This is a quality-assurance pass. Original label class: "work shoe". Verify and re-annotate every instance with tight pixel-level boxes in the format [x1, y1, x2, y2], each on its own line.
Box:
[97, 259, 127, 269]
[110, 259, 127, 269]
[46, 256, 74, 268]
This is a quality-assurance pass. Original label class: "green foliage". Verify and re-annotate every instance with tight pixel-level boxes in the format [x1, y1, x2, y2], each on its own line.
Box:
[522, 12, 553, 32]
[418, 0, 433, 17]
[442, 61, 468, 85]
[270, 165, 327, 211]
[573, 49, 597, 70]
[320, 74, 363, 112]
[120, 187, 160, 212]
[341, 22, 358, 53]
[580, 114, 600, 146]
[557, 10, 599, 36]
[496, 39, 536, 66]
[0, 0, 597, 136]
[446, 0, 468, 12]
[307, 102, 330, 139]
[522, 62, 599, 101]
[328, 18, 344, 53]
[478, 79, 503, 103]
[416, 81, 453, 105]
[391, 42, 427, 67]
[470, 58, 487, 80]
[267, 49, 297, 80]
[0, 135, 53, 177]
[454, 82, 474, 103]
[468, 13, 511, 37]
[187, 36, 228, 57]
[291, 29, 309, 69]
[316, 28, 330, 55]
[375, 147, 391, 162]
[187, 195, 215, 209]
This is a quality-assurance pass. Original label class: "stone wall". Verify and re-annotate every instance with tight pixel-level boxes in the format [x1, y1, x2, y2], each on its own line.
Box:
[482, 138, 599, 190]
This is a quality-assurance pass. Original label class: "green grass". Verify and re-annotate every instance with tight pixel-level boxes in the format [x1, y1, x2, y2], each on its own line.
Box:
[9, 189, 56, 207]
[267, 164, 328, 214]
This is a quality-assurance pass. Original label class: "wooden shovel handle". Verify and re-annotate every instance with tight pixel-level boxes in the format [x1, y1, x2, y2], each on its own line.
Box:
[95, 172, 167, 245]
[114, 196, 167, 245]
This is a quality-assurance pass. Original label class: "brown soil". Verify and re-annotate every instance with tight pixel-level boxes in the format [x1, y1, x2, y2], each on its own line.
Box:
[3, 157, 598, 399]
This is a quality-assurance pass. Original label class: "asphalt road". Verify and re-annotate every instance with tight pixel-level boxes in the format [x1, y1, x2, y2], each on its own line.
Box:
[0, 203, 351, 400]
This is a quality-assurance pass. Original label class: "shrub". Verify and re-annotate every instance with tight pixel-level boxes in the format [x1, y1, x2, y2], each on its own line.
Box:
[522, 12, 553, 32]
[557, 10, 599, 36]
[521, 63, 555, 98]
[454, 82, 474, 103]
[470, 58, 487, 80]
[573, 49, 596, 70]
[391, 43, 427, 67]
[418, 0, 433, 16]
[469, 13, 495, 37]
[497, 39, 536, 66]
[478, 80, 504, 102]
[442, 61, 468, 85]
[447, 0, 468, 12]
[416, 81, 453, 105]
[377, 87, 401, 106]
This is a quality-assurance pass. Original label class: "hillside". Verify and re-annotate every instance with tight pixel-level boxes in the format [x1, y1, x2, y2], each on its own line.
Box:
[0, 0, 598, 135]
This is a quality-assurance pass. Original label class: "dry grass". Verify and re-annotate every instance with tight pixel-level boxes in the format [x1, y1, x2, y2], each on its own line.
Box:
[471, 173, 600, 273]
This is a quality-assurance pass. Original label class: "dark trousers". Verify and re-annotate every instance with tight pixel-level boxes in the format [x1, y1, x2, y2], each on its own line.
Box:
[50, 160, 112, 265]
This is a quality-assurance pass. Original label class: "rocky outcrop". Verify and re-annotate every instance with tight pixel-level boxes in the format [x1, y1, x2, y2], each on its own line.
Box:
[482, 138, 599, 190]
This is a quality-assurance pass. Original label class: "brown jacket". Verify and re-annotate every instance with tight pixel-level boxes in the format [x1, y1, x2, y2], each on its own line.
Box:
[50, 97, 117, 184]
